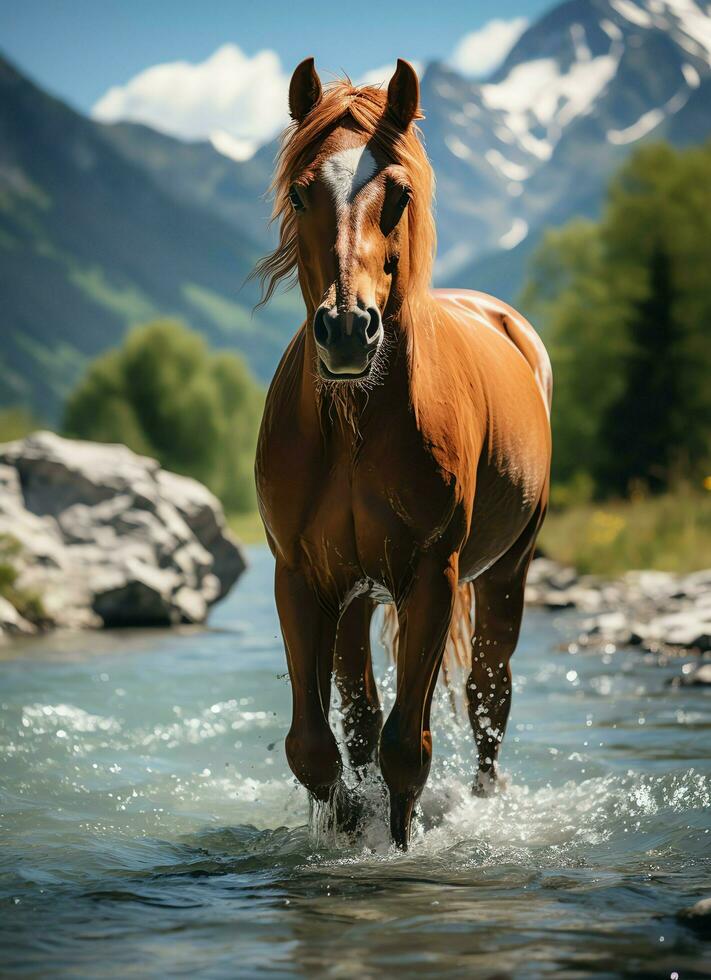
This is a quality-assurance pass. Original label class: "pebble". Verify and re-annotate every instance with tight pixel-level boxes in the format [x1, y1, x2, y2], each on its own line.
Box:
[526, 557, 711, 670]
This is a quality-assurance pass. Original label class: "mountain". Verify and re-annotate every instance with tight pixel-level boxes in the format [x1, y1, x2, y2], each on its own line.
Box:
[2, 0, 711, 418]
[0, 56, 301, 420]
[99, 121, 278, 252]
[426, 0, 711, 296]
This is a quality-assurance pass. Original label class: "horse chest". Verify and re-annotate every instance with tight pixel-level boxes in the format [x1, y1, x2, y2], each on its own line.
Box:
[283, 438, 457, 600]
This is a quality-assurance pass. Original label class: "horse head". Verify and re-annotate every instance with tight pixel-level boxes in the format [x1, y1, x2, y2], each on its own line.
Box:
[255, 58, 435, 385]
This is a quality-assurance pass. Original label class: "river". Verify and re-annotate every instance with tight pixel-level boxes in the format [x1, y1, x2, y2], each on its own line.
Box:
[1, 545, 709, 978]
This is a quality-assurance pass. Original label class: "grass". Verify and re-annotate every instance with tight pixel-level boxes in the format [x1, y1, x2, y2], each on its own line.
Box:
[230, 487, 711, 575]
[0, 534, 45, 624]
[227, 510, 266, 544]
[540, 485, 711, 575]
[0, 406, 42, 442]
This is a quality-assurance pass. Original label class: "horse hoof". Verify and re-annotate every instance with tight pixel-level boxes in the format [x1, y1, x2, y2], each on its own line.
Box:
[389, 792, 415, 850]
[473, 770, 498, 797]
[334, 784, 364, 837]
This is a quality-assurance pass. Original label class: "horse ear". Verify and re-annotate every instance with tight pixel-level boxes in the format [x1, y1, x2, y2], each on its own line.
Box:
[386, 59, 420, 129]
[289, 57, 322, 123]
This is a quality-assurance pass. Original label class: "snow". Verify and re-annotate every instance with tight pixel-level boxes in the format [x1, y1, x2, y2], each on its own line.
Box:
[610, 0, 655, 27]
[445, 135, 473, 160]
[434, 0, 711, 186]
[607, 65, 698, 145]
[682, 63, 701, 87]
[665, 86, 692, 113]
[600, 18, 624, 40]
[570, 24, 592, 62]
[495, 124, 516, 144]
[482, 54, 619, 133]
[485, 149, 531, 181]
[499, 218, 528, 249]
[517, 131, 553, 160]
[661, 0, 711, 60]
[607, 107, 665, 143]
[556, 55, 619, 126]
[482, 59, 559, 116]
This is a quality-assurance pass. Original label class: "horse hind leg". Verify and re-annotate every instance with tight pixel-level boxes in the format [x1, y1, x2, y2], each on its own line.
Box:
[467, 507, 544, 796]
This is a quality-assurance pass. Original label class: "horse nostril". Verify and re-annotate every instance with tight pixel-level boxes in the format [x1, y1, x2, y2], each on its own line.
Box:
[313, 308, 331, 347]
[364, 308, 382, 345]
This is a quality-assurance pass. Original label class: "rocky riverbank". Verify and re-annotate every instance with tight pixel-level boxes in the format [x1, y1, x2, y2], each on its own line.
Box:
[526, 557, 711, 684]
[0, 432, 246, 639]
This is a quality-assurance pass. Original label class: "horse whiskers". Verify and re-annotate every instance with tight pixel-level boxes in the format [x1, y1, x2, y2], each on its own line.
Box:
[313, 331, 394, 436]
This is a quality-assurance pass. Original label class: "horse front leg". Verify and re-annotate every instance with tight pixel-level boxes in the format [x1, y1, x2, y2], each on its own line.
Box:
[334, 595, 382, 774]
[379, 555, 458, 849]
[274, 561, 343, 809]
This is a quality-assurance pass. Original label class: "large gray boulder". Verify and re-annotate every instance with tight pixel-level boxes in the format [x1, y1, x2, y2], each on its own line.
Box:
[0, 432, 246, 633]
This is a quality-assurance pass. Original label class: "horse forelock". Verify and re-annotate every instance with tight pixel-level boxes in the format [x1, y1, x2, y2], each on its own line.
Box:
[252, 79, 436, 310]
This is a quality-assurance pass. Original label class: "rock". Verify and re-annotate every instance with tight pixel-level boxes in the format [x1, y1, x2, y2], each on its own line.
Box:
[679, 569, 711, 600]
[578, 610, 635, 647]
[0, 431, 246, 630]
[678, 663, 711, 687]
[542, 590, 576, 610]
[525, 550, 711, 656]
[677, 897, 711, 936]
[637, 610, 711, 653]
[527, 557, 578, 591]
[0, 595, 36, 638]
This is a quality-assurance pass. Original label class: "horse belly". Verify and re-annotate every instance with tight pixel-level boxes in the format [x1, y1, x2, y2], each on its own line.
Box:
[459, 422, 549, 581]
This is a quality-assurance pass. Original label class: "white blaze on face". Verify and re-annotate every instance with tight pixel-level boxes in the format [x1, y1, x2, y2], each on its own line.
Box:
[321, 145, 378, 211]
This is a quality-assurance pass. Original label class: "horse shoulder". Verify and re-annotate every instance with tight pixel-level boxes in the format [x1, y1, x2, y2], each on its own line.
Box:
[432, 288, 552, 415]
[256, 326, 322, 561]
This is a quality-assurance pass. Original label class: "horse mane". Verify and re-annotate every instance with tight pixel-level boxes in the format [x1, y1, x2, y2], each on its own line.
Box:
[253, 79, 436, 309]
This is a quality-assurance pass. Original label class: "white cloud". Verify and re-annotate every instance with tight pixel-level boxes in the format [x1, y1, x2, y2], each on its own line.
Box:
[449, 18, 528, 78]
[92, 44, 290, 158]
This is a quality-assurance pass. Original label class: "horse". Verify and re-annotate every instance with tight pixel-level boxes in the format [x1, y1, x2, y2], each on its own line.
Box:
[254, 58, 552, 849]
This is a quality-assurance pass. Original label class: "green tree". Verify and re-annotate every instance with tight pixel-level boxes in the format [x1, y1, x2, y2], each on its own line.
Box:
[521, 141, 711, 497]
[599, 246, 686, 493]
[520, 220, 628, 488]
[64, 320, 263, 512]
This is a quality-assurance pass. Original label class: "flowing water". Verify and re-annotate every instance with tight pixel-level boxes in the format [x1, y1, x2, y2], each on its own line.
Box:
[1, 545, 709, 978]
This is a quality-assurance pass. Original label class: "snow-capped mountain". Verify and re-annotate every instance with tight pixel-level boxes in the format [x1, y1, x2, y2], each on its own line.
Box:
[3, 0, 711, 416]
[421, 0, 711, 284]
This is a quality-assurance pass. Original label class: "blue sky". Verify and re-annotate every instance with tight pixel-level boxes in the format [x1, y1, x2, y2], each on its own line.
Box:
[1, 0, 553, 113]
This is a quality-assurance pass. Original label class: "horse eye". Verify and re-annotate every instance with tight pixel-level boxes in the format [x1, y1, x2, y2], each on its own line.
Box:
[397, 189, 411, 211]
[289, 185, 305, 213]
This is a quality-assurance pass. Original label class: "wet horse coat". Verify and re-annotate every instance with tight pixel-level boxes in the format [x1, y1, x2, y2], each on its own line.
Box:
[255, 59, 552, 847]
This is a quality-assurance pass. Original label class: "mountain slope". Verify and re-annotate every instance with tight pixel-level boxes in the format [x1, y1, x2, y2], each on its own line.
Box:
[2, 0, 711, 418]
[98, 121, 278, 252]
[426, 0, 711, 291]
[0, 55, 300, 419]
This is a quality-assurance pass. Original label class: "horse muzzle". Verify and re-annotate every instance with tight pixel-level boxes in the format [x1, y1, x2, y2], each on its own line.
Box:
[313, 304, 383, 380]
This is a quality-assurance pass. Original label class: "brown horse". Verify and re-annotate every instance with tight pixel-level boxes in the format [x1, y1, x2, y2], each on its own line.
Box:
[254, 58, 552, 849]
